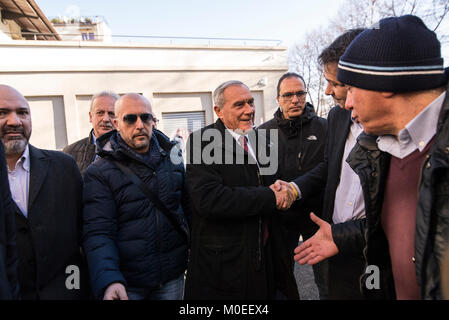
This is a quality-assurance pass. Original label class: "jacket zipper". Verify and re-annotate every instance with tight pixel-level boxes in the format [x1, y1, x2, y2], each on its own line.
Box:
[152, 170, 163, 287]
[256, 169, 263, 269]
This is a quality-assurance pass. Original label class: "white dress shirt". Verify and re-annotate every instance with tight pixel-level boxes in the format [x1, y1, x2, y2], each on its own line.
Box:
[332, 120, 365, 224]
[7, 144, 30, 217]
[227, 128, 258, 165]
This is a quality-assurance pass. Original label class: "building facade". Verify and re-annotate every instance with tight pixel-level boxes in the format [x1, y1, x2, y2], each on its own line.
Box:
[0, 40, 287, 150]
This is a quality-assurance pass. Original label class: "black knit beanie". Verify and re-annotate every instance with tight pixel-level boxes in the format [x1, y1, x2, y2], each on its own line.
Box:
[337, 15, 449, 92]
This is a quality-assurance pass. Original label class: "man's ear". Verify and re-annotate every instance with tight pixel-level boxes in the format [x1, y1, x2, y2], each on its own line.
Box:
[89, 111, 93, 123]
[113, 118, 119, 131]
[277, 99, 283, 112]
[213, 105, 222, 119]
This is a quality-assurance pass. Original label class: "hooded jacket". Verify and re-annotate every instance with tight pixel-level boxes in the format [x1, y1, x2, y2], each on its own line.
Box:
[258, 103, 327, 236]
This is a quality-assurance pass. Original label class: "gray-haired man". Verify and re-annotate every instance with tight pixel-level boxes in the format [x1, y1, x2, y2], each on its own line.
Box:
[63, 91, 118, 176]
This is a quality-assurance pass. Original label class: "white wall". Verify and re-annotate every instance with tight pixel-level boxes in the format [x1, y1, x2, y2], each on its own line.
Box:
[0, 41, 287, 150]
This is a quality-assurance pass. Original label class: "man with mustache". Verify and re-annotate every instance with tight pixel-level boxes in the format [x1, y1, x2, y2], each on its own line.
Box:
[63, 91, 118, 176]
[82, 93, 191, 300]
[184, 80, 298, 299]
[0, 84, 89, 299]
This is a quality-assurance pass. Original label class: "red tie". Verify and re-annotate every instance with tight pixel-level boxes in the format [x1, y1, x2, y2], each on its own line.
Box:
[239, 136, 249, 153]
[240, 136, 269, 245]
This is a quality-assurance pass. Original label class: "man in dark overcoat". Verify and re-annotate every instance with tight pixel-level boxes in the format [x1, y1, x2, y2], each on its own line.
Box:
[184, 80, 298, 300]
[0, 84, 89, 299]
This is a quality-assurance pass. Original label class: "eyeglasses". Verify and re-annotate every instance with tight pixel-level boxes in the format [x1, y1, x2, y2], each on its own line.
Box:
[280, 91, 308, 100]
[122, 113, 154, 125]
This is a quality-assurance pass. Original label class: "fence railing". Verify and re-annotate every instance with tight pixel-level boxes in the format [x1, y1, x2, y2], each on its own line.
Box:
[4, 31, 283, 46]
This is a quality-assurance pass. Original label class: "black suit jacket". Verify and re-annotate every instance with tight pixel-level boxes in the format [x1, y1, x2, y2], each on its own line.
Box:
[14, 145, 89, 299]
[0, 141, 20, 300]
[293, 106, 366, 299]
[293, 106, 351, 222]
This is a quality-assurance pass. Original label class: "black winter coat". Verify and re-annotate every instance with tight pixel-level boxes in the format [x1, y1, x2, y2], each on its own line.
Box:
[347, 82, 449, 300]
[63, 130, 96, 177]
[184, 119, 299, 300]
[82, 129, 191, 299]
[14, 145, 89, 300]
[292, 106, 366, 299]
[258, 104, 327, 237]
[0, 141, 19, 299]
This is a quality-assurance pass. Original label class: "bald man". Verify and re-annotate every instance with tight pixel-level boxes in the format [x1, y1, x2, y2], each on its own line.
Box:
[82, 93, 191, 300]
[0, 85, 89, 299]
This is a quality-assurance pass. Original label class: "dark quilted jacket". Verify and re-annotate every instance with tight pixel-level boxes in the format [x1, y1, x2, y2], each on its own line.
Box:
[63, 130, 96, 177]
[82, 129, 191, 299]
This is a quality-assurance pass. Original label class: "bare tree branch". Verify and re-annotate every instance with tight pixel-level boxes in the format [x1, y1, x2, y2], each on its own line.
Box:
[288, 0, 449, 118]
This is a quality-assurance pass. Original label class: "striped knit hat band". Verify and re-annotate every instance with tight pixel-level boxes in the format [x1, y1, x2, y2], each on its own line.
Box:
[337, 15, 448, 92]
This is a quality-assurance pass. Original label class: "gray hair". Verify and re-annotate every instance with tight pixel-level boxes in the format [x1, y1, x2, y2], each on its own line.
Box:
[90, 90, 120, 111]
[213, 80, 249, 108]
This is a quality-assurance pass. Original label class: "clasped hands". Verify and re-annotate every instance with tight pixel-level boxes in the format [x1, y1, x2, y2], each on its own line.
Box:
[269, 179, 297, 211]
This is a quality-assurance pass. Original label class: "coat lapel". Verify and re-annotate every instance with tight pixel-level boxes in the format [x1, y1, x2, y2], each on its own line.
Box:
[27, 145, 49, 213]
[12, 199, 25, 220]
[335, 109, 352, 163]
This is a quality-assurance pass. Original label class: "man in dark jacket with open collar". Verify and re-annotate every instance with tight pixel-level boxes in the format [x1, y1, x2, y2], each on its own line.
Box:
[259, 72, 327, 298]
[63, 91, 118, 176]
[294, 15, 449, 300]
[0, 84, 89, 300]
[0, 141, 20, 300]
[82, 93, 191, 300]
[274, 30, 366, 300]
[184, 80, 298, 300]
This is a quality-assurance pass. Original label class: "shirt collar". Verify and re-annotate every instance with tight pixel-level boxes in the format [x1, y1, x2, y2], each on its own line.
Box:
[377, 91, 446, 158]
[227, 128, 247, 142]
[404, 91, 445, 151]
[10, 144, 30, 173]
[350, 118, 363, 138]
[224, 125, 256, 142]
[91, 130, 97, 145]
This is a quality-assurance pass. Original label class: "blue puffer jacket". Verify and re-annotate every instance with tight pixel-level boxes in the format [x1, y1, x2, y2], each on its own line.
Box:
[82, 129, 191, 299]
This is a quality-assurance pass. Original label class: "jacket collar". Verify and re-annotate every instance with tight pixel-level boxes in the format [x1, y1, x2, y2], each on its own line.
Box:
[430, 82, 449, 168]
[88, 129, 95, 144]
[274, 102, 316, 123]
[28, 144, 50, 212]
[96, 129, 176, 162]
[273, 102, 317, 137]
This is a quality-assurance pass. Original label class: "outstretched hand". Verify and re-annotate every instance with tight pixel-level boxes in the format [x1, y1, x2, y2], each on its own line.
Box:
[293, 212, 339, 265]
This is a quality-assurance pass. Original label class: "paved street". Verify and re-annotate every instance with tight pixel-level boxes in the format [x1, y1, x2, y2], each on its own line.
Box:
[293, 241, 319, 300]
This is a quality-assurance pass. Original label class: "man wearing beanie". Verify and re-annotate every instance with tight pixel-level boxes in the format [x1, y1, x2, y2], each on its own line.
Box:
[293, 15, 449, 300]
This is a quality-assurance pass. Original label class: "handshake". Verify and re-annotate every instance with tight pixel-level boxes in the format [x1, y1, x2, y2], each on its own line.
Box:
[269, 180, 297, 211]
